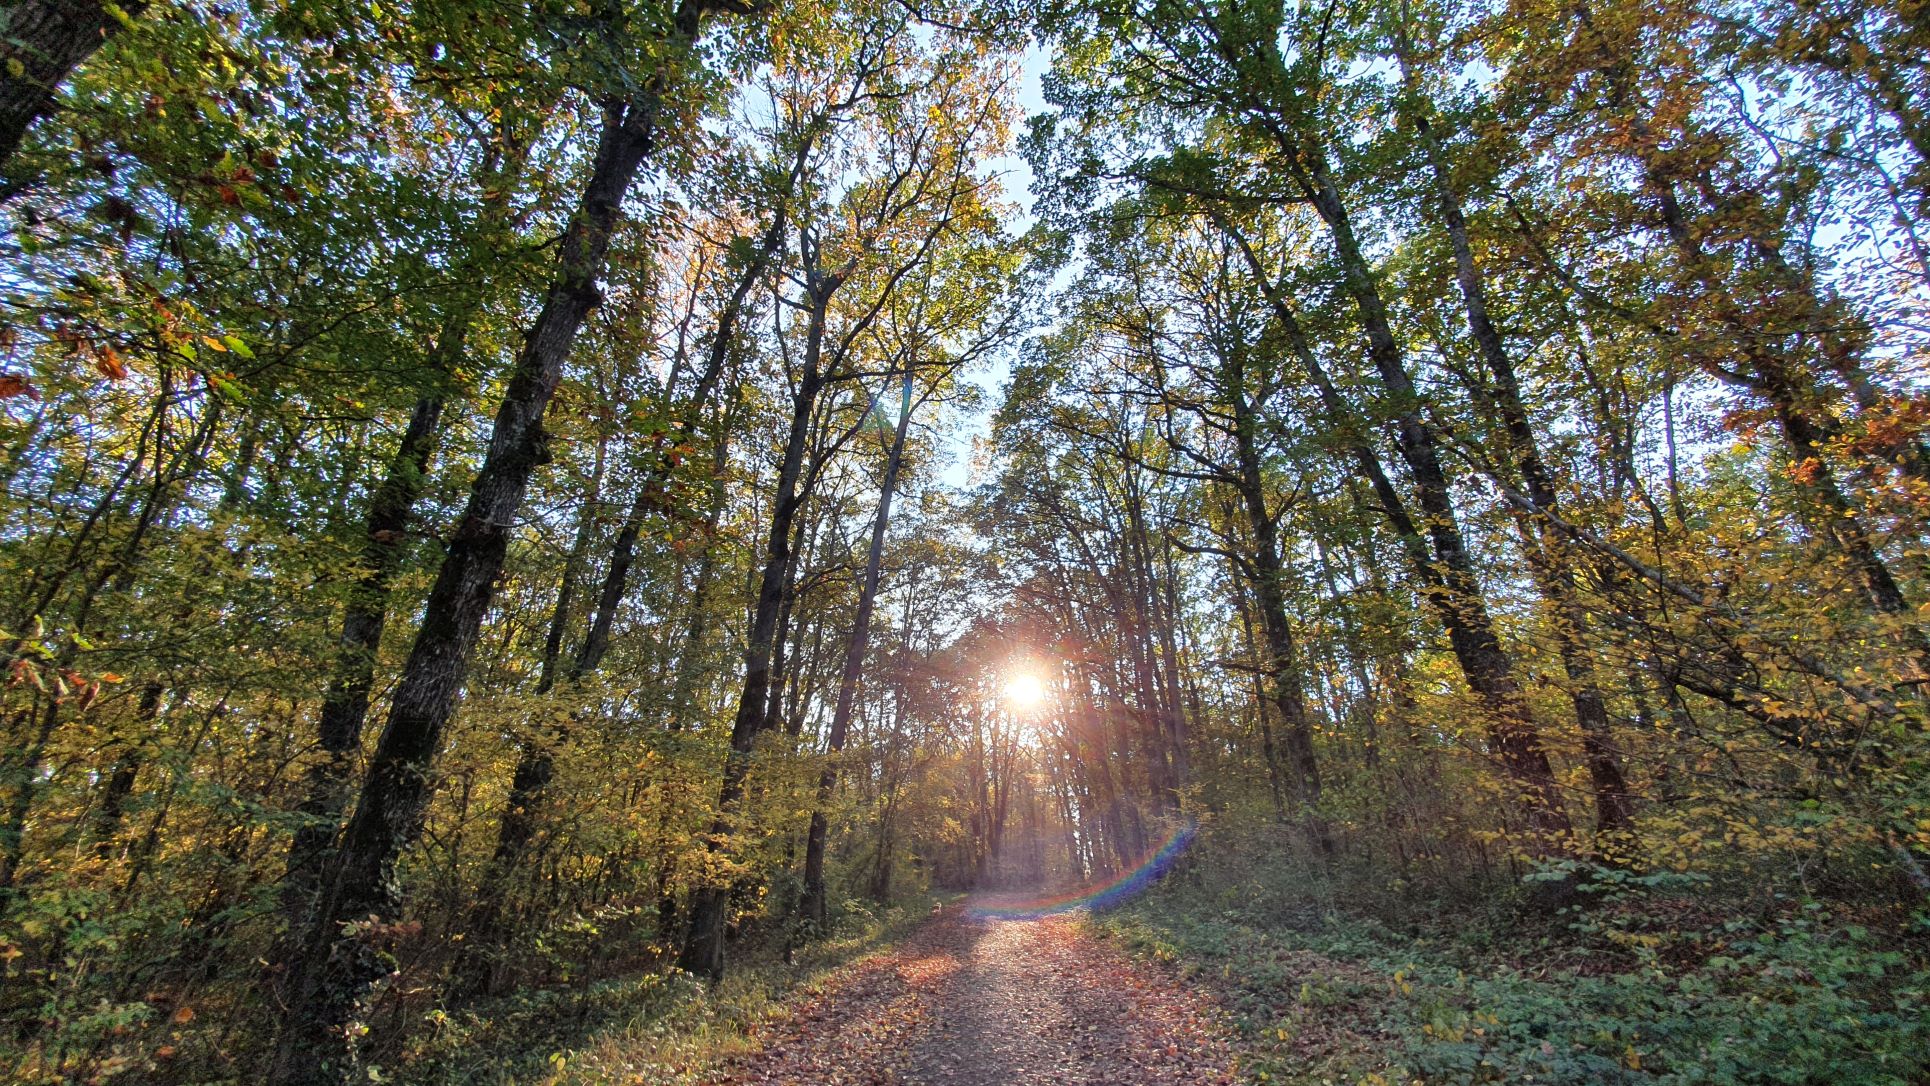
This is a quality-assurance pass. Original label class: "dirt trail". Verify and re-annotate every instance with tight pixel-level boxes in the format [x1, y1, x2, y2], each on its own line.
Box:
[707, 896, 1239, 1085]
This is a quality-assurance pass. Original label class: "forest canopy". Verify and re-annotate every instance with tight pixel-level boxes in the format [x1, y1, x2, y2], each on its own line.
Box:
[1, 0, 1927, 1082]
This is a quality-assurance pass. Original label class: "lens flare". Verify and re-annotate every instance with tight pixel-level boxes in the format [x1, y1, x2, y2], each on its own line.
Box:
[1003, 671, 1047, 712]
[967, 820, 1197, 920]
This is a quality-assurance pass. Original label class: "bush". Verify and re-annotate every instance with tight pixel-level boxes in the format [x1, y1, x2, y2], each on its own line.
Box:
[1087, 838, 1930, 1086]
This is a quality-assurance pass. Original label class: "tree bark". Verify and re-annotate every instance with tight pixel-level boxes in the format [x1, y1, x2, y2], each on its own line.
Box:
[1562, 1, 1927, 652]
[457, 435, 608, 990]
[271, 4, 734, 1078]
[281, 112, 528, 919]
[1403, 93, 1634, 839]
[91, 680, 161, 860]
[679, 272, 836, 980]
[1228, 382, 1331, 853]
[799, 368, 915, 927]
[281, 392, 444, 918]
[1231, 571, 1288, 819]
[1220, 212, 1571, 847]
[0, 0, 145, 187]
[572, 210, 780, 682]
[666, 408, 738, 730]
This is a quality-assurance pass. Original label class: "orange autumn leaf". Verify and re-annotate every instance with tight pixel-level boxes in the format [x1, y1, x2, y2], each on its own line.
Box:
[95, 345, 128, 381]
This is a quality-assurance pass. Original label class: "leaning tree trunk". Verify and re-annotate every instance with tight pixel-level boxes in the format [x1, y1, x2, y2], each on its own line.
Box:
[1405, 97, 1634, 839]
[1563, 4, 1927, 652]
[270, 4, 735, 1080]
[90, 680, 161, 859]
[1641, 152, 1925, 655]
[865, 579, 920, 901]
[1188, 25, 1572, 840]
[1217, 194, 1571, 848]
[280, 392, 444, 918]
[666, 412, 737, 730]
[0, 0, 146, 186]
[649, 412, 738, 937]
[457, 434, 608, 991]
[282, 122, 527, 918]
[572, 208, 780, 682]
[799, 368, 915, 928]
[1298, 150, 1570, 846]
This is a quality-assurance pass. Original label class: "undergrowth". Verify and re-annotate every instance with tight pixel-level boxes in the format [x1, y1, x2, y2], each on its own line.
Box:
[1088, 848, 1930, 1086]
[397, 894, 945, 1086]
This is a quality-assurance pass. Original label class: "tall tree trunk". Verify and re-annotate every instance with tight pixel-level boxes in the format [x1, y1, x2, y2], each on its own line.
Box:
[799, 369, 915, 927]
[1220, 214, 1572, 848]
[866, 577, 920, 901]
[680, 274, 837, 980]
[1402, 89, 1634, 839]
[666, 407, 738, 730]
[91, 680, 161, 860]
[1114, 477, 1176, 808]
[765, 509, 815, 735]
[271, 5, 733, 1078]
[1562, 2, 1926, 651]
[1231, 570, 1288, 818]
[0, 697, 57, 891]
[1229, 383, 1331, 853]
[646, 411, 738, 940]
[1151, 535, 1192, 803]
[537, 436, 609, 695]
[281, 112, 531, 918]
[573, 209, 779, 682]
[281, 393, 445, 918]
[459, 435, 608, 990]
[1296, 148, 1570, 845]
[1643, 156, 1924, 650]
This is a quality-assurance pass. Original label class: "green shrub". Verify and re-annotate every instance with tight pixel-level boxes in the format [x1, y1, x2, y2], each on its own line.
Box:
[1089, 845, 1930, 1086]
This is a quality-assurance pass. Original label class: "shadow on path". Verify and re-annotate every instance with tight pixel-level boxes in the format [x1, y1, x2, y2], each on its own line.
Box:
[708, 895, 1237, 1086]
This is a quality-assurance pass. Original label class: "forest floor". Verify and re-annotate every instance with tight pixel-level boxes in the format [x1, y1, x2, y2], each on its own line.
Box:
[700, 895, 1241, 1085]
[424, 875, 1927, 1085]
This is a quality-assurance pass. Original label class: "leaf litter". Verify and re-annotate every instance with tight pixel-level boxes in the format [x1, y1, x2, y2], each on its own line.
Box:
[705, 897, 1241, 1085]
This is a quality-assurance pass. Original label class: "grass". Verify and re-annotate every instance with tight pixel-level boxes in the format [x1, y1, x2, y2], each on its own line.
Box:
[396, 894, 950, 1086]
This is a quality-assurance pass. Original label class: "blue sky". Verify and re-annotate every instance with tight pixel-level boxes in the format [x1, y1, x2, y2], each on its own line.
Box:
[934, 41, 1051, 492]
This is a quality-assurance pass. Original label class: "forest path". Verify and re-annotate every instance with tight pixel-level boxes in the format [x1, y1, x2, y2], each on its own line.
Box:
[705, 896, 1241, 1085]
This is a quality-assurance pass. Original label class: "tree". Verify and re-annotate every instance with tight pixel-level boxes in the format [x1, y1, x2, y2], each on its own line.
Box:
[274, 2, 753, 1077]
[680, 12, 1017, 975]
[0, 0, 145, 186]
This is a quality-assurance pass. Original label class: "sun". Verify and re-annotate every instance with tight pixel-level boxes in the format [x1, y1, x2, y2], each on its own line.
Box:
[1003, 670, 1049, 713]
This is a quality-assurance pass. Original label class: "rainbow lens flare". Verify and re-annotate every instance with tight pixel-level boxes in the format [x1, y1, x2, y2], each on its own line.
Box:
[966, 820, 1197, 920]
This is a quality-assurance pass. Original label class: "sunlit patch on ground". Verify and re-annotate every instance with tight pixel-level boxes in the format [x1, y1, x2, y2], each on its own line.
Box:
[894, 952, 966, 986]
[704, 899, 1238, 1086]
